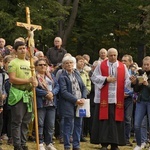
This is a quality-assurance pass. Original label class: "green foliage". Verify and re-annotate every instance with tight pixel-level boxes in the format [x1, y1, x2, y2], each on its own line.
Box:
[0, 0, 69, 51]
[0, 0, 150, 63]
[66, 0, 150, 62]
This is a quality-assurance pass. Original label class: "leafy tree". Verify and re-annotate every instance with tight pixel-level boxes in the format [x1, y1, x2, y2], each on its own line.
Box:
[66, 0, 150, 63]
[0, 0, 150, 64]
[0, 0, 69, 51]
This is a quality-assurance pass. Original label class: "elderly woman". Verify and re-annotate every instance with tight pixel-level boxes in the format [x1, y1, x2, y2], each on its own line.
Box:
[58, 56, 87, 150]
[35, 58, 59, 150]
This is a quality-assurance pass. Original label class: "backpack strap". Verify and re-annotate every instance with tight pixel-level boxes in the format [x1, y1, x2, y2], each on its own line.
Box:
[2, 73, 5, 92]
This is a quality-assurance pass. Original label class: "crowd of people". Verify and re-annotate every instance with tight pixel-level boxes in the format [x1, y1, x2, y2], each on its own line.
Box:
[0, 36, 150, 150]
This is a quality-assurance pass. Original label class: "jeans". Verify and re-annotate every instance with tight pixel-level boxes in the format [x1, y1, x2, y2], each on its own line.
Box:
[60, 117, 74, 139]
[38, 106, 56, 145]
[141, 115, 147, 143]
[134, 101, 150, 146]
[59, 117, 64, 139]
[63, 117, 82, 149]
[124, 96, 133, 141]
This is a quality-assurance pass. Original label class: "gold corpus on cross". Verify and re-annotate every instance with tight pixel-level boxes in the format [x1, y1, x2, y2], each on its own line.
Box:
[16, 7, 42, 150]
[16, 7, 42, 55]
[16, 7, 42, 31]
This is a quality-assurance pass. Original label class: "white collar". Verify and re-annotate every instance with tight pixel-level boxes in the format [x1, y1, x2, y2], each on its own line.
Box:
[107, 60, 118, 67]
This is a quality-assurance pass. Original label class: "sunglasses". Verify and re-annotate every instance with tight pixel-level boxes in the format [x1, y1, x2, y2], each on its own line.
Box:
[37, 64, 47, 66]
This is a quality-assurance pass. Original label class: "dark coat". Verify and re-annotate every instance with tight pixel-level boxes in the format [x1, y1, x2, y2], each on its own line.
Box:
[58, 70, 87, 117]
[46, 46, 67, 66]
[132, 70, 150, 102]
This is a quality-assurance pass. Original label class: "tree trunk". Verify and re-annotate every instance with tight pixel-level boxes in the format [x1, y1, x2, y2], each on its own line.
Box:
[58, 0, 79, 47]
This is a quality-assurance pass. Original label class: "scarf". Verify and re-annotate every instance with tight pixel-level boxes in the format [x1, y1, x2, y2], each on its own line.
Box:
[99, 60, 125, 121]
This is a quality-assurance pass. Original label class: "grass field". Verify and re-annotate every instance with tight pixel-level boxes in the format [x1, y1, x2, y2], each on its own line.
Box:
[0, 138, 149, 150]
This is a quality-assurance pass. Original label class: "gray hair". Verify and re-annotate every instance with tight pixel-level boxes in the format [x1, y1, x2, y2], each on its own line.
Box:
[107, 48, 118, 55]
[35, 51, 44, 57]
[99, 48, 107, 54]
[62, 56, 75, 64]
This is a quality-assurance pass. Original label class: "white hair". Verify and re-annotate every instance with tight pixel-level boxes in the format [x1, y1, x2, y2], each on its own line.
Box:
[72, 56, 76, 69]
[35, 51, 44, 57]
[62, 56, 75, 64]
[99, 48, 107, 54]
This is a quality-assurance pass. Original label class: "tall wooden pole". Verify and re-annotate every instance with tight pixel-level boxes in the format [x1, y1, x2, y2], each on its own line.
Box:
[26, 7, 39, 150]
[16, 7, 42, 150]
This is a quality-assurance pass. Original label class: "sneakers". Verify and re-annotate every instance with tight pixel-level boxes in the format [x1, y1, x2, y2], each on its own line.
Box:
[134, 145, 141, 150]
[46, 143, 57, 150]
[141, 142, 147, 149]
[39, 144, 46, 150]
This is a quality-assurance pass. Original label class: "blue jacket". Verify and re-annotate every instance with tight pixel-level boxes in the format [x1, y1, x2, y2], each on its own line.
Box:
[58, 70, 87, 117]
[36, 74, 59, 108]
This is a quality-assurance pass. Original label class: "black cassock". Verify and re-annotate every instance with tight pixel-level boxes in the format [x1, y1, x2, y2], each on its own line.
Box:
[90, 104, 126, 146]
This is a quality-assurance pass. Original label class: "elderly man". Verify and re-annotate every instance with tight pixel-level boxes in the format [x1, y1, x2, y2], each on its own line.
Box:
[98, 48, 108, 61]
[35, 51, 44, 59]
[46, 37, 67, 66]
[0, 38, 10, 57]
[91, 48, 131, 150]
[121, 55, 134, 147]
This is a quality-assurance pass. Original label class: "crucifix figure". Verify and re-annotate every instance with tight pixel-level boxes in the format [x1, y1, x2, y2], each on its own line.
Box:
[16, 7, 42, 150]
[16, 7, 42, 55]
[21, 25, 40, 48]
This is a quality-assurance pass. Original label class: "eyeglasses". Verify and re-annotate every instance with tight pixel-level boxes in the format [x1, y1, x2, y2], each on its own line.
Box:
[37, 64, 47, 66]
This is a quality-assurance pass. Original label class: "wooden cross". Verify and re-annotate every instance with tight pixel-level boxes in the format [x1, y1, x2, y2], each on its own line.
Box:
[16, 7, 41, 150]
[16, 6, 42, 59]
[16, 7, 42, 32]
[16, 7, 42, 50]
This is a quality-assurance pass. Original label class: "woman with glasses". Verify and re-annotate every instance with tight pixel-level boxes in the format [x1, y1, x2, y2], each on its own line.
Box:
[35, 58, 59, 150]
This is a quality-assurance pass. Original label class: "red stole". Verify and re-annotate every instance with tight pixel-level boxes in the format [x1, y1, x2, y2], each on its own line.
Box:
[99, 60, 125, 121]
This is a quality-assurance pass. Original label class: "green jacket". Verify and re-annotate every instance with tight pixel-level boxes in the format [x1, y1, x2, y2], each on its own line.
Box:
[8, 86, 33, 112]
[80, 70, 91, 94]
